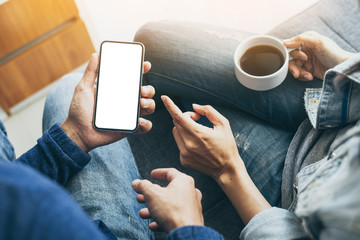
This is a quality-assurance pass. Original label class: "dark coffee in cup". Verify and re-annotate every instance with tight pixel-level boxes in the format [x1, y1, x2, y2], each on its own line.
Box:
[239, 45, 285, 76]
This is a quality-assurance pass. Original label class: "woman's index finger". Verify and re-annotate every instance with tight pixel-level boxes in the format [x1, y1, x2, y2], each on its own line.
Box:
[161, 95, 199, 132]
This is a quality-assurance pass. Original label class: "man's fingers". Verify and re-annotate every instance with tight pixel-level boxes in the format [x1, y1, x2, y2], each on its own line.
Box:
[140, 86, 156, 116]
[136, 194, 145, 203]
[82, 53, 99, 87]
[140, 99, 155, 116]
[139, 208, 152, 219]
[132, 179, 155, 195]
[161, 95, 199, 132]
[141, 85, 155, 98]
[134, 118, 152, 135]
[151, 168, 183, 182]
[149, 221, 160, 231]
[192, 104, 227, 126]
[143, 61, 151, 74]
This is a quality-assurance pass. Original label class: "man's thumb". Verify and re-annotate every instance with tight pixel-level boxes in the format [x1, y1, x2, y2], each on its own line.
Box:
[82, 53, 99, 87]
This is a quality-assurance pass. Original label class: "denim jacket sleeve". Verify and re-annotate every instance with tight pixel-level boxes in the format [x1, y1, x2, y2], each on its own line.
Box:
[15, 123, 91, 186]
[305, 53, 360, 129]
[167, 226, 224, 240]
[240, 207, 308, 240]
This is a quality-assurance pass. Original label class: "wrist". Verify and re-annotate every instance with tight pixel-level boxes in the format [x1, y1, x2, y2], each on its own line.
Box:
[215, 155, 246, 187]
[173, 220, 204, 231]
[61, 120, 89, 153]
[336, 50, 357, 66]
[342, 51, 357, 62]
[215, 154, 271, 224]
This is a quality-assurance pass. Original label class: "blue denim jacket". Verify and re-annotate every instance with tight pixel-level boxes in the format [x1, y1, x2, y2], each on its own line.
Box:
[241, 54, 360, 239]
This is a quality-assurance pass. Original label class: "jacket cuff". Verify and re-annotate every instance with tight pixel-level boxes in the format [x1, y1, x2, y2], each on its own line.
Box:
[240, 207, 307, 240]
[305, 53, 360, 129]
[47, 123, 90, 168]
[167, 225, 223, 240]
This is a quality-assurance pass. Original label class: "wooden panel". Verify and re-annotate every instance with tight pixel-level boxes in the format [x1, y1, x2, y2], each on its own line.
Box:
[0, 19, 95, 113]
[0, 0, 78, 59]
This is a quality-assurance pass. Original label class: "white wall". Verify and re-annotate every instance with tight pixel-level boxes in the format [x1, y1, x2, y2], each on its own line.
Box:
[75, 0, 319, 51]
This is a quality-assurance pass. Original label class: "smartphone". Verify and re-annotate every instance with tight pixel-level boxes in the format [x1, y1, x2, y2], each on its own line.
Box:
[94, 41, 144, 132]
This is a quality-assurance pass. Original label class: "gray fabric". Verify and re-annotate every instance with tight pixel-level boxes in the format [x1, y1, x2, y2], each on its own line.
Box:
[268, 0, 360, 52]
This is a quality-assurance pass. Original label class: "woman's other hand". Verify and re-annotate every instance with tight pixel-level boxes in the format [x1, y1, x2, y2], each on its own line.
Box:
[284, 31, 356, 81]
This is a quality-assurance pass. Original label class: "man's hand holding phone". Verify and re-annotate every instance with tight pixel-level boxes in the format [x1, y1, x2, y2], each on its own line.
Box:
[61, 53, 155, 153]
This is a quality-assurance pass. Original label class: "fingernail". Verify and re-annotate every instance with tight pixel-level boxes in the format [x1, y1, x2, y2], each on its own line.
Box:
[304, 74, 312, 80]
[132, 179, 140, 186]
[143, 87, 150, 95]
[193, 103, 200, 108]
[142, 100, 149, 108]
[283, 39, 292, 46]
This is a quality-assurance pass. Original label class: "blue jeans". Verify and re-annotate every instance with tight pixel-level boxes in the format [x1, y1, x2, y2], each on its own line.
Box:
[0, 74, 154, 240]
[127, 21, 323, 239]
[0, 121, 15, 162]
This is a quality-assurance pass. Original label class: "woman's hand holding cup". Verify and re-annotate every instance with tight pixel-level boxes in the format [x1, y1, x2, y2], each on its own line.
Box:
[284, 31, 356, 81]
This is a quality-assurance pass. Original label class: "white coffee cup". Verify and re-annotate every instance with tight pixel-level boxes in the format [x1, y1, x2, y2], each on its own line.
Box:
[234, 35, 289, 91]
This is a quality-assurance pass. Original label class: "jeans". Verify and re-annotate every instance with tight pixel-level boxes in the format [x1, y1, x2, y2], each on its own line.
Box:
[127, 21, 323, 239]
[0, 121, 15, 162]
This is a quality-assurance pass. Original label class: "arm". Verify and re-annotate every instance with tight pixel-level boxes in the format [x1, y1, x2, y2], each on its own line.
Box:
[162, 96, 270, 224]
[161, 96, 308, 239]
[132, 168, 224, 240]
[216, 159, 270, 225]
[15, 124, 91, 186]
[15, 53, 155, 185]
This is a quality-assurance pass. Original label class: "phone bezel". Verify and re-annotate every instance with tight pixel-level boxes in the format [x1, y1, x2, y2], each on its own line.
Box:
[93, 40, 145, 133]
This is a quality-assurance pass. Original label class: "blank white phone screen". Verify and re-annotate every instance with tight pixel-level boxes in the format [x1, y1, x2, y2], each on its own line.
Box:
[95, 42, 143, 131]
